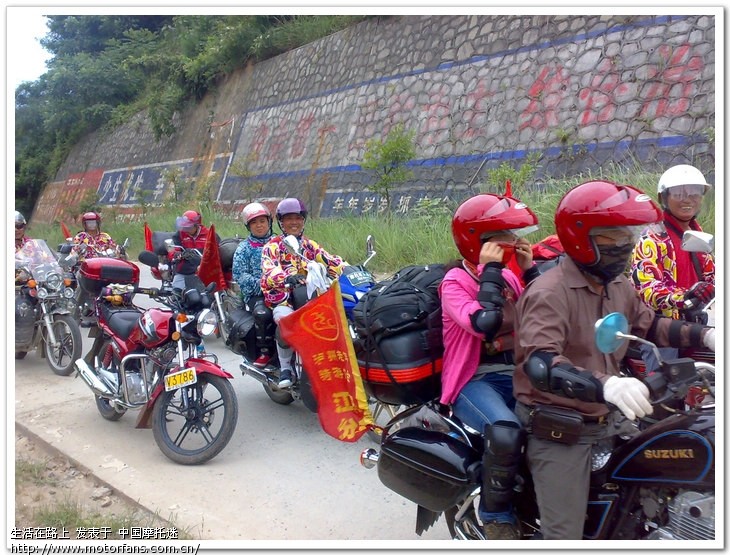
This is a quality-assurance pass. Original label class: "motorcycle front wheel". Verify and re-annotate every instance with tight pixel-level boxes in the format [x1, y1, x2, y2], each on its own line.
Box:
[43, 314, 82, 376]
[152, 373, 239, 465]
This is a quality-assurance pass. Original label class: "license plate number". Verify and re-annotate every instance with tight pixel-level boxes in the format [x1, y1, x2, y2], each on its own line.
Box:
[164, 368, 197, 392]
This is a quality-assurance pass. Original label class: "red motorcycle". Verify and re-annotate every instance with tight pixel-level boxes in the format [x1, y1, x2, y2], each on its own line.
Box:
[74, 257, 238, 465]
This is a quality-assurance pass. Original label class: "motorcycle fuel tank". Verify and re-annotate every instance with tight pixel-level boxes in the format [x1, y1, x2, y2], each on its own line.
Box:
[609, 413, 714, 485]
[128, 308, 174, 348]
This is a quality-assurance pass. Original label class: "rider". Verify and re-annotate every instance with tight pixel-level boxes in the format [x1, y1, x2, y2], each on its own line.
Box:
[71, 212, 119, 261]
[512, 179, 716, 540]
[630, 164, 715, 370]
[260, 198, 347, 388]
[170, 210, 219, 290]
[15, 211, 30, 251]
[440, 193, 540, 540]
[232, 202, 275, 368]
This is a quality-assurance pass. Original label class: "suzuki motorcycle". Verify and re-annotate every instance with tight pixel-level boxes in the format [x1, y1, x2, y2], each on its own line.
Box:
[360, 313, 715, 540]
[74, 255, 238, 465]
[15, 239, 82, 375]
[228, 235, 377, 412]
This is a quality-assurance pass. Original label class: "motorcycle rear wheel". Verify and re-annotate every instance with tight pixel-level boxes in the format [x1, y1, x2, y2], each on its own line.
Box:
[263, 383, 295, 405]
[43, 314, 82, 376]
[96, 395, 127, 421]
[152, 373, 238, 465]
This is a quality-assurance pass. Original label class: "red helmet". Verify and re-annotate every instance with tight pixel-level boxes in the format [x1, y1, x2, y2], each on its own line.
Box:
[81, 211, 101, 224]
[452, 194, 538, 264]
[182, 210, 202, 225]
[555, 180, 662, 266]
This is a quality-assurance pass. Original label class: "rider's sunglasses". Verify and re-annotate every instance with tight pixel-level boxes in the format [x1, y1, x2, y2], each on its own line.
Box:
[15, 223, 26, 230]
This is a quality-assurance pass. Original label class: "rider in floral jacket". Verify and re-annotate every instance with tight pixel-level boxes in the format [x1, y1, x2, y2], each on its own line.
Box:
[72, 212, 119, 261]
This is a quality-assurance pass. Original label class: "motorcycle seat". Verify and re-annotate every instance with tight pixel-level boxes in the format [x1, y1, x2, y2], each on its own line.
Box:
[105, 309, 141, 339]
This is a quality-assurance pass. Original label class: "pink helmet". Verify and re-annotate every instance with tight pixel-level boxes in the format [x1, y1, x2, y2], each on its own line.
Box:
[242, 202, 272, 226]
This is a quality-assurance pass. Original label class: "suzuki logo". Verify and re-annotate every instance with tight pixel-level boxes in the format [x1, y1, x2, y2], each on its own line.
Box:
[644, 449, 695, 459]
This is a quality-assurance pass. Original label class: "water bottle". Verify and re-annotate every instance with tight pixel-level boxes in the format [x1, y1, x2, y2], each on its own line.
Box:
[196, 342, 206, 357]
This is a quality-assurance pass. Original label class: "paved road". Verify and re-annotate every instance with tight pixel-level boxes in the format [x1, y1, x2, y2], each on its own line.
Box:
[13, 264, 453, 543]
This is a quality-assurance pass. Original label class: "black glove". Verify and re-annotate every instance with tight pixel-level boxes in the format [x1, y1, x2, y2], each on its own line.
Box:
[683, 281, 714, 308]
[285, 274, 306, 287]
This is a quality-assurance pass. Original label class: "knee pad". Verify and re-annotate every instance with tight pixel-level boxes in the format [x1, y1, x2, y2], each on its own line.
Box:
[484, 421, 526, 460]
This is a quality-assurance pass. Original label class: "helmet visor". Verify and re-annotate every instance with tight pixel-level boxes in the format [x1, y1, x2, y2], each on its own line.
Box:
[589, 225, 644, 247]
[667, 184, 706, 200]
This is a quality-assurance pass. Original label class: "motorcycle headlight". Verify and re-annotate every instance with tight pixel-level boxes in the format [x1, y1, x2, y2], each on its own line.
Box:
[46, 272, 62, 290]
[36, 287, 49, 299]
[62, 287, 75, 299]
[196, 309, 218, 337]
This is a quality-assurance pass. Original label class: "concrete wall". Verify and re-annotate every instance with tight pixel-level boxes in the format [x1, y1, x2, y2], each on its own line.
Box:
[34, 13, 715, 224]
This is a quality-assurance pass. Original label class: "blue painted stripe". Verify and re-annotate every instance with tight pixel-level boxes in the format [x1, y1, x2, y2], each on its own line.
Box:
[233, 134, 702, 182]
[246, 15, 689, 115]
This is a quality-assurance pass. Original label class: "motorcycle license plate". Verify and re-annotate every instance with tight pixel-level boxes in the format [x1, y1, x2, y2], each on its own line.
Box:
[164, 368, 197, 392]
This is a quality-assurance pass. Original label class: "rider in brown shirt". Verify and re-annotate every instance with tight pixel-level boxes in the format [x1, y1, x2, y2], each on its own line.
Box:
[512, 180, 715, 539]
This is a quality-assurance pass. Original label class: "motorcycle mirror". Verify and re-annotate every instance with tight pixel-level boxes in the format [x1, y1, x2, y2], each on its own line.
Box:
[363, 235, 376, 267]
[164, 238, 176, 253]
[283, 235, 301, 256]
[138, 250, 159, 268]
[594, 312, 630, 354]
[122, 238, 130, 249]
[681, 230, 714, 253]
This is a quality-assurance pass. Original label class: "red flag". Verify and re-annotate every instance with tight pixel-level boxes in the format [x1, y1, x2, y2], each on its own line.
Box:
[144, 222, 154, 252]
[196, 224, 226, 291]
[278, 281, 373, 442]
[504, 179, 512, 198]
[61, 222, 72, 239]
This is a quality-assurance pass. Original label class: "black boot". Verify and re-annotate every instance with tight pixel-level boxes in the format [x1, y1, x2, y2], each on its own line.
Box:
[480, 421, 525, 539]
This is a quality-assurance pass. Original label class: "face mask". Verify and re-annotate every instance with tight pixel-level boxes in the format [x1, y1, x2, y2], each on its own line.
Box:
[85, 221, 98, 231]
[587, 243, 635, 282]
[495, 241, 516, 265]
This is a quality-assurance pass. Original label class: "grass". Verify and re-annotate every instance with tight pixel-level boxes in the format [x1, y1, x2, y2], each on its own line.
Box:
[15, 457, 194, 540]
[28, 168, 715, 274]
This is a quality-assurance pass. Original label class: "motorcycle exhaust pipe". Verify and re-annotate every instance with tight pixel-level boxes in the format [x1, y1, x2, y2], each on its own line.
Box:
[74, 359, 115, 398]
[239, 360, 276, 385]
[360, 448, 379, 469]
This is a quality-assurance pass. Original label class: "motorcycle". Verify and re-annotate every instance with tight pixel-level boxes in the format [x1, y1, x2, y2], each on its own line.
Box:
[360, 313, 715, 540]
[15, 239, 82, 375]
[229, 235, 377, 412]
[74, 254, 239, 465]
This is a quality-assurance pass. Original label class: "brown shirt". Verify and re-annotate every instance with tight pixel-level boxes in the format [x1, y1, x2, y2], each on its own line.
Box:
[513, 256, 704, 418]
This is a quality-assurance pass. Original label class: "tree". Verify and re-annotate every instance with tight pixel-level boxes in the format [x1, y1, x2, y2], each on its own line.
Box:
[360, 124, 416, 213]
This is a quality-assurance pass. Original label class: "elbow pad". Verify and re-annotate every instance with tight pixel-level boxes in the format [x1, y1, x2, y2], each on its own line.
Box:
[525, 352, 604, 403]
[471, 262, 505, 341]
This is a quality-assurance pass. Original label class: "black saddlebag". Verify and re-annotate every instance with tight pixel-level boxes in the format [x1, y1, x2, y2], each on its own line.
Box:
[378, 426, 479, 512]
[225, 307, 255, 357]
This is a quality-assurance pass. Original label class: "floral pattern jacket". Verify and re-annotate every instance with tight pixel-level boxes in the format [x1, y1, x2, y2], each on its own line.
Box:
[260, 235, 345, 308]
[630, 217, 714, 319]
[72, 232, 118, 261]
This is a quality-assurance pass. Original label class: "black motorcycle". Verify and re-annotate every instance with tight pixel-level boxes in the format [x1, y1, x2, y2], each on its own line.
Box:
[360, 313, 715, 540]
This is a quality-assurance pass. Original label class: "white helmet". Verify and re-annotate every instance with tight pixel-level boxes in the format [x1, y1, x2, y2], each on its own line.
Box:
[657, 164, 712, 195]
[15, 211, 27, 226]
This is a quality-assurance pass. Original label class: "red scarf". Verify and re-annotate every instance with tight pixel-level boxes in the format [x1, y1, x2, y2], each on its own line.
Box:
[663, 211, 702, 288]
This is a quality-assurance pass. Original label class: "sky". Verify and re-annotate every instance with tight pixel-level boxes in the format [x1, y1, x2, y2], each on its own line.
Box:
[7, 8, 53, 89]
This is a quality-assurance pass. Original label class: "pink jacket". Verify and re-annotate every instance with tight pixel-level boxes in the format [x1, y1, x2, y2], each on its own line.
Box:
[439, 264, 524, 405]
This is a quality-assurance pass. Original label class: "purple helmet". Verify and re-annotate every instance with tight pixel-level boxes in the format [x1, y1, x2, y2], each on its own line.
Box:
[276, 198, 307, 221]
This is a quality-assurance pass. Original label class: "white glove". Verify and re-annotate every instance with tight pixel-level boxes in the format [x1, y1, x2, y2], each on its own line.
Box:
[603, 376, 653, 421]
[703, 328, 715, 352]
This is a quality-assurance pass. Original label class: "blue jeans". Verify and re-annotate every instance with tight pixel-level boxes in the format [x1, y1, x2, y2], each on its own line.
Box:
[452, 371, 520, 525]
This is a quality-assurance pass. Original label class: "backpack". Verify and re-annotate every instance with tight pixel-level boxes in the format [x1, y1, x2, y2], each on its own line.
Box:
[532, 234, 565, 273]
[352, 264, 446, 405]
